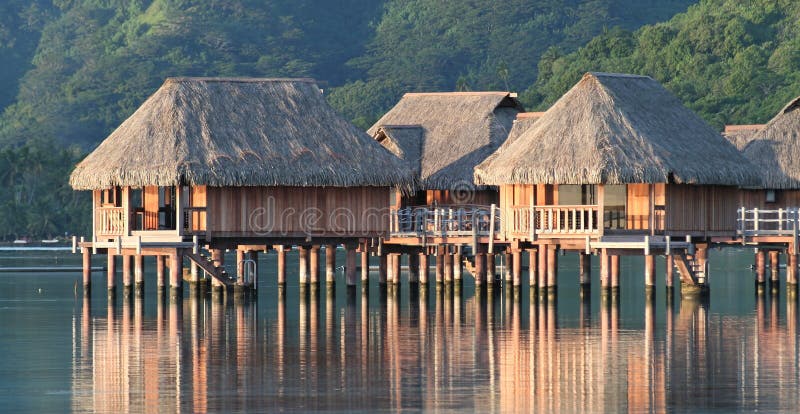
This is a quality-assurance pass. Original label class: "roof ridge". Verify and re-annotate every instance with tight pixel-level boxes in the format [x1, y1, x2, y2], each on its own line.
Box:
[403, 91, 512, 97]
[166, 77, 317, 84]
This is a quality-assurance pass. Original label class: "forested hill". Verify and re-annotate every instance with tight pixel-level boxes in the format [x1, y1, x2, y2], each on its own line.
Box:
[525, 0, 800, 128]
[7, 0, 799, 239]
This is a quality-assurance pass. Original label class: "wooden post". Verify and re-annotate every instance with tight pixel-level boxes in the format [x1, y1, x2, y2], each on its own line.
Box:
[474, 252, 485, 286]
[610, 255, 620, 289]
[156, 255, 166, 288]
[486, 253, 496, 285]
[528, 249, 538, 288]
[512, 250, 522, 287]
[247, 251, 258, 288]
[210, 249, 224, 289]
[537, 245, 547, 288]
[547, 245, 557, 288]
[436, 248, 445, 284]
[409, 253, 420, 283]
[788, 253, 798, 285]
[378, 253, 387, 284]
[504, 251, 513, 282]
[579, 252, 591, 286]
[666, 255, 674, 289]
[390, 253, 401, 285]
[345, 245, 357, 286]
[453, 250, 462, 283]
[769, 250, 780, 284]
[134, 254, 144, 290]
[236, 249, 245, 285]
[325, 244, 336, 285]
[645, 255, 655, 289]
[298, 246, 309, 285]
[310, 246, 320, 285]
[277, 246, 287, 286]
[600, 249, 610, 289]
[444, 251, 454, 283]
[82, 248, 92, 293]
[108, 249, 117, 291]
[169, 252, 183, 294]
[419, 252, 429, 285]
[756, 250, 766, 284]
[122, 255, 133, 288]
[361, 251, 369, 285]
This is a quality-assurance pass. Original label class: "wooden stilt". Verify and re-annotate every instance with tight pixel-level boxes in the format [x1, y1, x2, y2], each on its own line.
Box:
[361, 250, 369, 285]
[276, 246, 287, 286]
[390, 253, 401, 284]
[666, 254, 674, 289]
[512, 250, 522, 287]
[408, 253, 420, 283]
[537, 246, 547, 288]
[486, 253, 495, 285]
[444, 251, 454, 283]
[474, 252, 485, 286]
[600, 249, 610, 289]
[756, 250, 766, 284]
[325, 244, 336, 285]
[345, 245, 357, 286]
[107, 253, 116, 291]
[504, 251, 513, 282]
[298, 246, 309, 285]
[122, 255, 133, 288]
[236, 249, 245, 285]
[528, 248, 538, 288]
[769, 250, 780, 283]
[435, 249, 445, 284]
[156, 255, 166, 288]
[788, 253, 798, 285]
[547, 245, 557, 288]
[645, 255, 655, 289]
[453, 250, 462, 283]
[378, 253, 387, 284]
[247, 251, 258, 288]
[82, 249, 92, 293]
[610, 255, 620, 289]
[418, 252, 429, 285]
[579, 252, 591, 286]
[169, 252, 183, 294]
[210, 249, 224, 289]
[310, 246, 320, 285]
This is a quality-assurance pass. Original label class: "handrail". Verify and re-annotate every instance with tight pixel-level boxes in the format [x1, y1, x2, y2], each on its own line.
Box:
[508, 205, 601, 236]
[737, 207, 799, 237]
[389, 205, 500, 237]
[97, 206, 126, 236]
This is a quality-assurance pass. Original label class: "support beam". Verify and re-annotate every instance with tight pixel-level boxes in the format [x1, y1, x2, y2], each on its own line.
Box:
[418, 252, 428, 285]
[389, 253, 401, 285]
[666, 254, 674, 289]
[537, 246, 547, 288]
[504, 251, 513, 283]
[453, 251, 462, 283]
[610, 255, 620, 289]
[435, 249, 445, 284]
[547, 245, 558, 288]
[277, 246, 287, 286]
[600, 249, 610, 289]
[756, 250, 766, 285]
[169, 252, 183, 294]
[788, 253, 798, 285]
[310, 246, 320, 285]
[769, 250, 780, 284]
[408, 253, 420, 283]
[645, 255, 655, 290]
[345, 245, 358, 286]
[474, 252, 485, 286]
[298, 246, 309, 285]
[156, 255, 166, 288]
[486, 253, 496, 285]
[361, 251, 369, 285]
[122, 255, 133, 288]
[107, 253, 117, 291]
[528, 249, 538, 288]
[579, 252, 591, 287]
[82, 249, 92, 294]
[512, 250, 522, 287]
[325, 244, 337, 285]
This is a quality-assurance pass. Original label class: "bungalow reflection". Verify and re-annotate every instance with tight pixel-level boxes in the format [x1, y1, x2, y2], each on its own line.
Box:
[71, 289, 800, 412]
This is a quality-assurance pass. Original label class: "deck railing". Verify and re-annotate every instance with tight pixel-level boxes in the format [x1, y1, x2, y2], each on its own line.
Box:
[183, 207, 207, 235]
[737, 207, 800, 237]
[508, 205, 601, 237]
[97, 206, 126, 236]
[389, 205, 500, 237]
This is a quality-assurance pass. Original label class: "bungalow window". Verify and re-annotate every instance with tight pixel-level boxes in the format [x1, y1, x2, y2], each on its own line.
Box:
[558, 185, 596, 205]
[766, 190, 776, 203]
[100, 187, 121, 207]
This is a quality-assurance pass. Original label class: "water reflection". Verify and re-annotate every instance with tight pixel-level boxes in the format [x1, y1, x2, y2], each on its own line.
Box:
[71, 287, 800, 412]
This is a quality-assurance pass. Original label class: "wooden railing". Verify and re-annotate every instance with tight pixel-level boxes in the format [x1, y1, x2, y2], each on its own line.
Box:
[508, 205, 600, 237]
[97, 207, 126, 236]
[737, 207, 799, 237]
[389, 205, 500, 237]
[183, 207, 207, 235]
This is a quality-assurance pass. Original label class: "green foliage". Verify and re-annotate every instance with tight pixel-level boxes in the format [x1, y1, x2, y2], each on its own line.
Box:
[524, 0, 800, 128]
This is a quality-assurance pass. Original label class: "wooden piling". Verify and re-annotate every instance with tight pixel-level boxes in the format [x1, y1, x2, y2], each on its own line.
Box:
[418, 252, 429, 285]
[600, 249, 610, 289]
[453, 250, 462, 283]
[537, 246, 547, 288]
[486, 253, 495, 285]
[512, 250, 522, 287]
[473, 253, 485, 286]
[82, 248, 91, 293]
[156, 255, 166, 288]
[769, 250, 780, 284]
[345, 245, 357, 286]
[528, 248, 538, 288]
[666, 254, 674, 289]
[756, 250, 767, 284]
[610, 255, 620, 289]
[169, 252, 183, 294]
[579, 252, 591, 287]
[122, 255, 133, 288]
[325, 244, 336, 285]
[378, 253, 387, 284]
[644, 255, 655, 290]
[789, 253, 798, 285]
[504, 251, 513, 283]
[210, 249, 224, 290]
[546, 245, 557, 289]
[310, 246, 320, 285]
[390, 253, 401, 285]
[444, 251, 454, 284]
[361, 251, 369, 285]
[236, 249, 245, 285]
[107, 253, 116, 291]
[435, 249, 445, 284]
[277, 246, 287, 286]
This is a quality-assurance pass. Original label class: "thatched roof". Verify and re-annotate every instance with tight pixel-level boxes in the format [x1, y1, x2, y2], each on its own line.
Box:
[70, 77, 415, 190]
[723, 124, 764, 151]
[368, 92, 523, 190]
[373, 125, 424, 177]
[740, 96, 800, 189]
[475, 73, 759, 187]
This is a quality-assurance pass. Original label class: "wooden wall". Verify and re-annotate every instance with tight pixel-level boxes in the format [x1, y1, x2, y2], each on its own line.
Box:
[403, 189, 499, 206]
[665, 185, 739, 233]
[740, 189, 800, 210]
[206, 186, 390, 237]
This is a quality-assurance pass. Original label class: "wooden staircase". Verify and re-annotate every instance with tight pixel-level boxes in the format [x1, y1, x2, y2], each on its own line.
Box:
[673, 253, 707, 285]
[184, 251, 236, 286]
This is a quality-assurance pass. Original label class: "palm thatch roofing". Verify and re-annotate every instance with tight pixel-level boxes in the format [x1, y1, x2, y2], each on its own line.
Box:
[723, 124, 764, 150]
[368, 92, 523, 190]
[70, 77, 415, 190]
[475, 72, 760, 187]
[739, 96, 800, 189]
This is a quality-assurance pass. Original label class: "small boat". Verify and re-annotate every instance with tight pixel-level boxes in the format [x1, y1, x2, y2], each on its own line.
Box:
[41, 239, 60, 244]
[12, 240, 28, 244]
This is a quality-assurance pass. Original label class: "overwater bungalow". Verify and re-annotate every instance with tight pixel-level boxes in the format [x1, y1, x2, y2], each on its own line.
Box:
[725, 97, 800, 285]
[474, 72, 759, 291]
[70, 77, 414, 293]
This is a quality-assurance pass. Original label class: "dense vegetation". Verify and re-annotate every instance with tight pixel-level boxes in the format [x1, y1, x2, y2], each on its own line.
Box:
[1, 0, 798, 239]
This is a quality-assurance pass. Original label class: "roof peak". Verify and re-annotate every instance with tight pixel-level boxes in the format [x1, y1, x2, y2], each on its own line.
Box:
[165, 77, 317, 84]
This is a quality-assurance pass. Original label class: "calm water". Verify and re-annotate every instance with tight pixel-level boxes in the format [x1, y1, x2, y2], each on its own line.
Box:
[1, 248, 798, 413]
